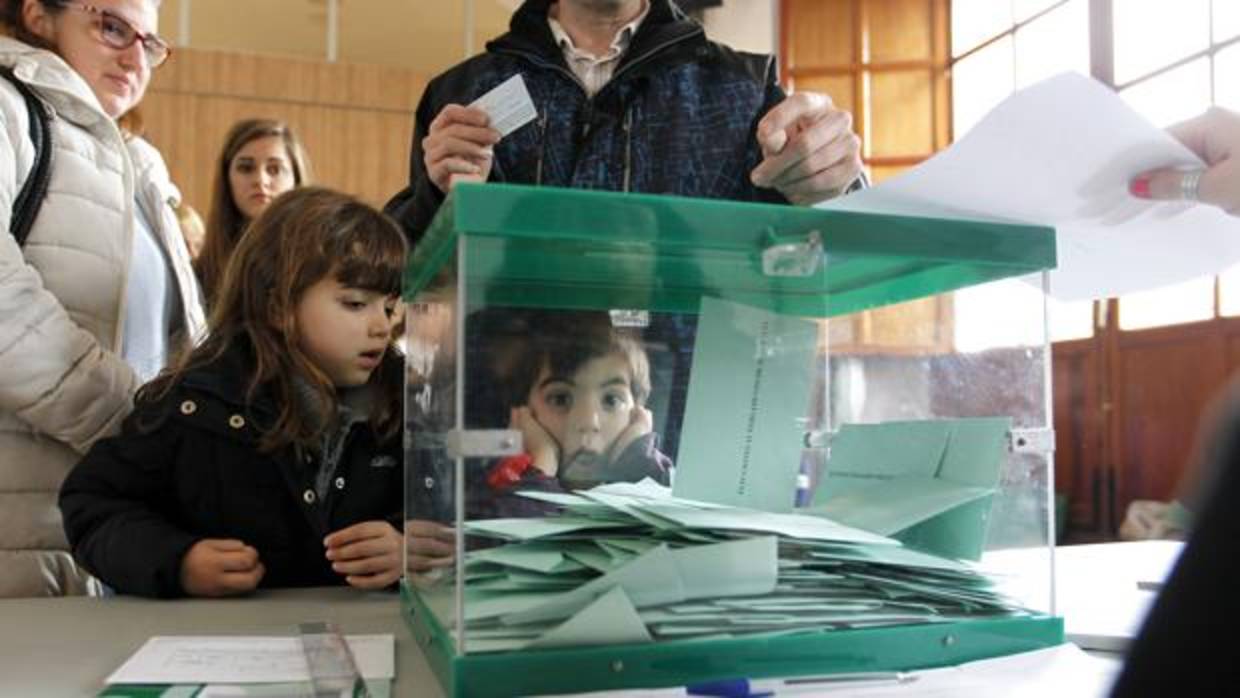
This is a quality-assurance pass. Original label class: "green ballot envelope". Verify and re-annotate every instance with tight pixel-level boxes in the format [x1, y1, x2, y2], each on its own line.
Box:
[401, 184, 1062, 698]
[809, 417, 1012, 561]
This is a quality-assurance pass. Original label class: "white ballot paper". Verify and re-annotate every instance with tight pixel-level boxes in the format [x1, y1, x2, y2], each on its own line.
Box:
[819, 72, 1240, 301]
[105, 634, 394, 685]
[470, 74, 538, 138]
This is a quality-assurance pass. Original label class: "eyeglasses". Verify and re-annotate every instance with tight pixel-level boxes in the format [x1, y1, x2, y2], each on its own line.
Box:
[65, 2, 172, 68]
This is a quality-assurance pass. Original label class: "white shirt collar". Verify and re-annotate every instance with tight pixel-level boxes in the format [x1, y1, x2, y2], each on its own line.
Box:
[547, 1, 650, 62]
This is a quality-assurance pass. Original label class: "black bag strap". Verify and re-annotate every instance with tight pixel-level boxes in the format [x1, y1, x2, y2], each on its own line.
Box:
[1, 64, 53, 247]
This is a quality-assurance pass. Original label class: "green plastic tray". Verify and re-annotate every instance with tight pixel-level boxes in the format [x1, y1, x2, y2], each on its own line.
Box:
[402, 582, 1063, 698]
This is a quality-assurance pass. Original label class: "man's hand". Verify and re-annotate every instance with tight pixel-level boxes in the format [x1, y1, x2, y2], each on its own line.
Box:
[1130, 107, 1240, 215]
[180, 538, 265, 597]
[324, 521, 403, 590]
[750, 91, 863, 205]
[423, 104, 502, 194]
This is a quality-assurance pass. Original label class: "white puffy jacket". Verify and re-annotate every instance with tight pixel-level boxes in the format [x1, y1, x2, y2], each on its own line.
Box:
[0, 37, 205, 597]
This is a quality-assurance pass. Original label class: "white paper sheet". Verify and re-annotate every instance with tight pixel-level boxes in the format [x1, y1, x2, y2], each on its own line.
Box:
[543, 644, 1120, 698]
[470, 73, 538, 137]
[820, 72, 1240, 301]
[981, 541, 1183, 650]
[105, 634, 394, 685]
[754, 644, 1117, 697]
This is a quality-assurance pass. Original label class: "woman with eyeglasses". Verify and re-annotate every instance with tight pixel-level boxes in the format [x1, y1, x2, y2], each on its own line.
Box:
[0, 0, 205, 597]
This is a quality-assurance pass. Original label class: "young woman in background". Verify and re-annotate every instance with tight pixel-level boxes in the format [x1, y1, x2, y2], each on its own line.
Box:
[197, 117, 311, 307]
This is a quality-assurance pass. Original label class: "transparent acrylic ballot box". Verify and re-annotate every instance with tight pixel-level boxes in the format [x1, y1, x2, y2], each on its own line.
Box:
[402, 183, 1063, 698]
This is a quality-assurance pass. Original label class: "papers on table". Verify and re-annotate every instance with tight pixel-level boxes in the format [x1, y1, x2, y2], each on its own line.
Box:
[538, 643, 1120, 698]
[105, 634, 394, 685]
[457, 481, 1027, 652]
[982, 540, 1183, 650]
[820, 72, 1240, 301]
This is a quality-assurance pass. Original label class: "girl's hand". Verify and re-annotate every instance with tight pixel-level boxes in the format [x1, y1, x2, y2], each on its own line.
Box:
[403, 519, 456, 579]
[324, 521, 402, 590]
[608, 405, 653, 464]
[180, 538, 265, 597]
[511, 406, 559, 476]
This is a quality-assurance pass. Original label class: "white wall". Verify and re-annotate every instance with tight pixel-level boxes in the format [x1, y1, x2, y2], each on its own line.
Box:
[699, 0, 778, 55]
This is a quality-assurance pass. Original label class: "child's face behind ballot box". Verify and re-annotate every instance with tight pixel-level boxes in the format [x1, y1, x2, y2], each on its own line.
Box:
[523, 351, 651, 488]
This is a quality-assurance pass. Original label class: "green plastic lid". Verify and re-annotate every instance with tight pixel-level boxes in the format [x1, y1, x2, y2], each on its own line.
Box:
[404, 184, 1056, 317]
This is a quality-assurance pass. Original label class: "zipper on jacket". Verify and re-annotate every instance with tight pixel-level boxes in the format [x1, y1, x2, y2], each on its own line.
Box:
[622, 107, 633, 193]
[535, 109, 549, 185]
[579, 102, 594, 143]
[606, 28, 702, 92]
[317, 422, 362, 522]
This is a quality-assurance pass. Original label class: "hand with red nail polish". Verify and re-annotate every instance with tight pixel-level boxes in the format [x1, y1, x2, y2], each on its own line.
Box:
[1129, 107, 1240, 215]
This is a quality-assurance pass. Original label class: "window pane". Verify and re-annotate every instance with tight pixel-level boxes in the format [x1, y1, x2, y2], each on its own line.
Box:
[872, 71, 934, 155]
[1119, 276, 1214, 330]
[953, 36, 1015, 137]
[1013, 0, 1066, 23]
[786, 0, 855, 67]
[952, 0, 1013, 56]
[1114, 0, 1210, 84]
[1049, 297, 1095, 342]
[1216, 43, 1240, 111]
[1120, 58, 1212, 128]
[1218, 261, 1240, 316]
[870, 0, 932, 62]
[1215, 0, 1240, 42]
[954, 279, 1049, 352]
[1014, 0, 1089, 88]
[954, 278, 1093, 349]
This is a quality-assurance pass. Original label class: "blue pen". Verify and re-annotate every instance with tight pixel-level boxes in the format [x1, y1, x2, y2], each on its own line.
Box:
[686, 678, 778, 698]
[688, 672, 916, 697]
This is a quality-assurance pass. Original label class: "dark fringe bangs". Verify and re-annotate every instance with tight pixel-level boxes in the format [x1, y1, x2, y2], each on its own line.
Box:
[328, 205, 407, 295]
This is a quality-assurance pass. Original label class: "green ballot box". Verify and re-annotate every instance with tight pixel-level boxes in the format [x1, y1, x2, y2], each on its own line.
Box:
[401, 183, 1062, 698]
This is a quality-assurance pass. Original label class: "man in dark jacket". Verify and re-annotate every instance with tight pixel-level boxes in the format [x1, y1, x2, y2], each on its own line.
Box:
[1109, 389, 1240, 697]
[385, 0, 863, 241]
[394, 0, 863, 575]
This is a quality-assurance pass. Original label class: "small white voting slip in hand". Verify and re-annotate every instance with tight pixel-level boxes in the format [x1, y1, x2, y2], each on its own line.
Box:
[469, 74, 538, 138]
[446, 74, 539, 190]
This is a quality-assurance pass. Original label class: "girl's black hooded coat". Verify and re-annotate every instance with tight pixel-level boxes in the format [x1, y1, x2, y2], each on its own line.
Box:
[59, 344, 403, 598]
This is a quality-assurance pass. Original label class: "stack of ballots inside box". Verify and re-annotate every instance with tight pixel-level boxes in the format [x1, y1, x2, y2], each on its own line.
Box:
[457, 479, 1030, 653]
